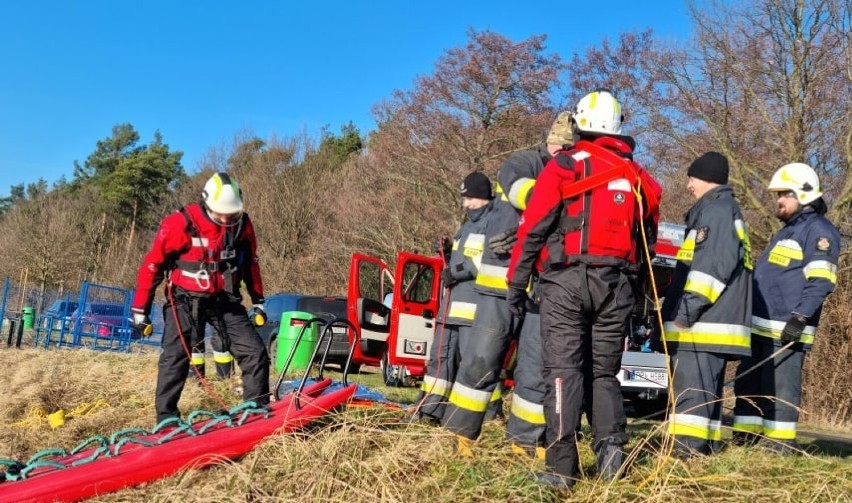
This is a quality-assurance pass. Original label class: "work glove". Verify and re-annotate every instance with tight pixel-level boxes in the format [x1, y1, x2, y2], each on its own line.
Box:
[506, 287, 529, 319]
[131, 312, 153, 337]
[441, 268, 457, 288]
[250, 304, 267, 327]
[489, 227, 518, 255]
[780, 313, 807, 344]
[432, 236, 452, 260]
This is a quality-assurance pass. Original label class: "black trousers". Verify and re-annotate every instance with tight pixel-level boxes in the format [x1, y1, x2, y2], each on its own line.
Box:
[156, 289, 270, 422]
[539, 265, 632, 477]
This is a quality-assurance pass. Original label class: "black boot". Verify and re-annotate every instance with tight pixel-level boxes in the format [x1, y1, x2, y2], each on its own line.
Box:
[594, 440, 625, 480]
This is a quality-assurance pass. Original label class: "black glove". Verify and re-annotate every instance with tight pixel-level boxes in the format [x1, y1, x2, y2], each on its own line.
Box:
[432, 236, 452, 257]
[131, 312, 153, 337]
[489, 227, 518, 255]
[506, 287, 529, 319]
[780, 313, 807, 344]
[250, 304, 267, 327]
[441, 268, 457, 288]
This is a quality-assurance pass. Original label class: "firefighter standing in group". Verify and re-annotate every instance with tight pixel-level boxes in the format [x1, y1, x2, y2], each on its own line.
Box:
[660, 152, 753, 458]
[412, 171, 495, 424]
[130, 172, 271, 423]
[508, 90, 661, 487]
[733, 163, 840, 453]
[441, 112, 574, 456]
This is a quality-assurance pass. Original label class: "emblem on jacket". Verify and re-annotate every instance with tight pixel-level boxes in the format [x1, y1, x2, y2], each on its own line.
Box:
[695, 226, 709, 244]
[817, 237, 831, 252]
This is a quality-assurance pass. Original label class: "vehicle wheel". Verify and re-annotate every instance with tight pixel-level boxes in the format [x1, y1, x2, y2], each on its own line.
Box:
[380, 352, 404, 387]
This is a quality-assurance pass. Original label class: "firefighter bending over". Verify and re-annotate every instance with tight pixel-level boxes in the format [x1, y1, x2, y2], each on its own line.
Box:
[131, 172, 271, 423]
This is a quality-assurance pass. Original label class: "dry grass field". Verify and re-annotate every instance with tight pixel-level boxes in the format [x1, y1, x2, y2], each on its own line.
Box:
[0, 345, 850, 503]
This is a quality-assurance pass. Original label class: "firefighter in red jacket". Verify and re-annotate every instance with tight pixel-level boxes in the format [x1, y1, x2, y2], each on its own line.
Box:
[507, 91, 662, 488]
[131, 172, 270, 423]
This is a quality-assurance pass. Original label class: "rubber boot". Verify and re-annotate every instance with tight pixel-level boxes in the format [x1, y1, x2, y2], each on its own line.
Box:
[532, 471, 574, 490]
[595, 440, 625, 480]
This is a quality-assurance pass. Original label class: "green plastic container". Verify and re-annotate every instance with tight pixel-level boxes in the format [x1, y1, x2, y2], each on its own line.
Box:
[276, 311, 319, 373]
[22, 307, 34, 329]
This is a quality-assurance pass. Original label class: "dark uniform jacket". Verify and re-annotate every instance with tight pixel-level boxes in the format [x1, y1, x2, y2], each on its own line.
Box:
[752, 208, 840, 350]
[440, 202, 493, 326]
[475, 146, 551, 296]
[661, 185, 753, 357]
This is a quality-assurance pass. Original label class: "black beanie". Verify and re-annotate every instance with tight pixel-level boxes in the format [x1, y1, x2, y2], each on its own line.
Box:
[460, 171, 493, 199]
[687, 152, 729, 184]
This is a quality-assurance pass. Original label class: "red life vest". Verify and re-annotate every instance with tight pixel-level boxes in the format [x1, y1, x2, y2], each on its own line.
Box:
[556, 137, 659, 267]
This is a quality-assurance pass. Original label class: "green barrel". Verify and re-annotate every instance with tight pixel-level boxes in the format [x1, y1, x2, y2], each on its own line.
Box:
[276, 311, 319, 373]
[22, 307, 35, 329]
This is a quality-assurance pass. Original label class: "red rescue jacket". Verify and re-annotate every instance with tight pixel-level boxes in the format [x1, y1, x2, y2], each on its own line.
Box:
[508, 136, 661, 288]
[131, 203, 264, 315]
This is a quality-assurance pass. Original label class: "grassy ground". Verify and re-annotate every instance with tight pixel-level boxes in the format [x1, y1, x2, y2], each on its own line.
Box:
[0, 345, 850, 502]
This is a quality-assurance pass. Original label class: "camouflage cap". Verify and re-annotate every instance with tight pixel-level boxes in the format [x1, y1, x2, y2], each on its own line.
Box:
[546, 111, 574, 146]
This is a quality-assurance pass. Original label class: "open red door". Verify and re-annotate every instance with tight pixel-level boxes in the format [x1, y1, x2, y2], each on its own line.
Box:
[382, 251, 442, 385]
[346, 253, 394, 368]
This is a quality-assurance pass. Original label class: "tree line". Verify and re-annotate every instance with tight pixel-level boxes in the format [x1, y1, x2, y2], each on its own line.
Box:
[0, 0, 849, 425]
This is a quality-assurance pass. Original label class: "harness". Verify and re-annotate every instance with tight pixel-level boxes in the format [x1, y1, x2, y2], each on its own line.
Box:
[174, 207, 244, 293]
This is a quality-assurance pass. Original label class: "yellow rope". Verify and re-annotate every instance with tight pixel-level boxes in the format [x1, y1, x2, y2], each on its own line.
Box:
[11, 399, 111, 429]
[632, 179, 679, 490]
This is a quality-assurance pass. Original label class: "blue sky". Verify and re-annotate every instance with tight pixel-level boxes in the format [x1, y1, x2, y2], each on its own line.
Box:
[0, 1, 691, 196]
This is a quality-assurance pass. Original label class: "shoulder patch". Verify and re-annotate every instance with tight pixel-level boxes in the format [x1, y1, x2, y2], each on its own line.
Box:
[695, 226, 709, 244]
[816, 237, 831, 252]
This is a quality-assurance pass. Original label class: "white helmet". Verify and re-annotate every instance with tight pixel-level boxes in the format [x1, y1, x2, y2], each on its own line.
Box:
[202, 172, 244, 214]
[768, 162, 822, 205]
[574, 90, 623, 135]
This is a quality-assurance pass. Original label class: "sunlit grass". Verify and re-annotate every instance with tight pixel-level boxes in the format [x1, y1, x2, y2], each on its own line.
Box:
[0, 347, 849, 502]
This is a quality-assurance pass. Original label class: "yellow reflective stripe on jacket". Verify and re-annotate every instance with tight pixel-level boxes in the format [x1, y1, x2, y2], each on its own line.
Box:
[213, 351, 233, 364]
[684, 270, 726, 303]
[732, 415, 764, 434]
[507, 177, 535, 211]
[421, 375, 452, 398]
[763, 419, 797, 440]
[495, 183, 509, 202]
[476, 263, 509, 290]
[191, 352, 205, 365]
[509, 393, 545, 425]
[735, 219, 753, 270]
[676, 229, 696, 263]
[448, 382, 493, 413]
[448, 301, 477, 321]
[668, 414, 722, 441]
[490, 386, 502, 402]
[767, 239, 803, 267]
[752, 316, 816, 344]
[803, 260, 837, 283]
[464, 233, 485, 269]
[663, 321, 750, 349]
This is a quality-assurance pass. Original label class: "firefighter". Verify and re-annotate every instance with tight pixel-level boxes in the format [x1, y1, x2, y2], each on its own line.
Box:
[508, 90, 662, 487]
[660, 152, 753, 458]
[130, 172, 271, 423]
[412, 171, 495, 424]
[441, 111, 574, 456]
[732, 163, 840, 454]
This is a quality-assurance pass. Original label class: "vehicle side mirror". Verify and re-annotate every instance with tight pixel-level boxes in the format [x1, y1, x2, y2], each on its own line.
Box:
[423, 309, 434, 320]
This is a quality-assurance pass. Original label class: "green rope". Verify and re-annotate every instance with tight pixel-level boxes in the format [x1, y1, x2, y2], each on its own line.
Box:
[4, 401, 275, 481]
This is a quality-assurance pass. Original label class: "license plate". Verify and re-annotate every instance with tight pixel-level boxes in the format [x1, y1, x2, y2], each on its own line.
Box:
[625, 370, 668, 387]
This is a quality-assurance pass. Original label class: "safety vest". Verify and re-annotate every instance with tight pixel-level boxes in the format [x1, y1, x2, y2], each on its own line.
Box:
[553, 138, 659, 268]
